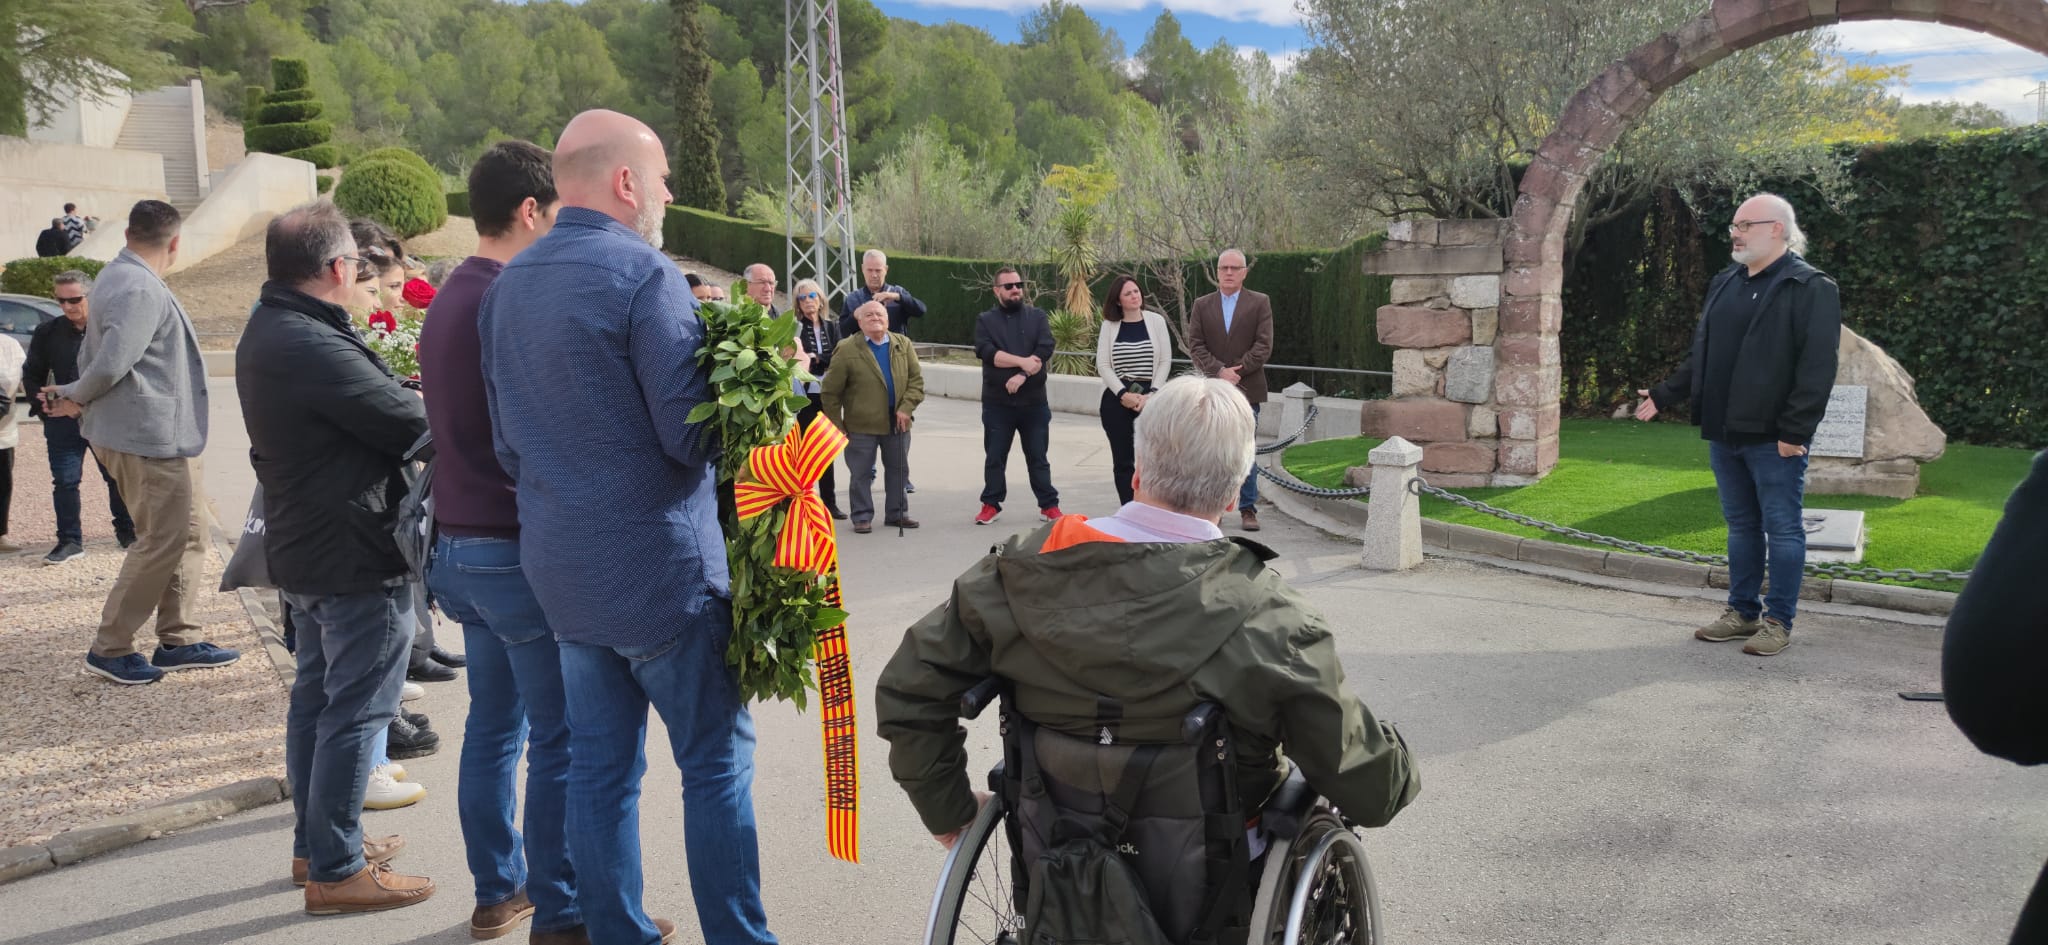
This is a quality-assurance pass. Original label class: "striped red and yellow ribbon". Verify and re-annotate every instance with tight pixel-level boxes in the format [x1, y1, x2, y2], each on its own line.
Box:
[734, 416, 861, 863]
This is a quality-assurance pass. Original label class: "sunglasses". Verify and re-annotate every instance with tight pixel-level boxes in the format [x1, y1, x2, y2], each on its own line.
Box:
[800, 292, 821, 300]
[996, 281, 1025, 290]
[55, 295, 86, 305]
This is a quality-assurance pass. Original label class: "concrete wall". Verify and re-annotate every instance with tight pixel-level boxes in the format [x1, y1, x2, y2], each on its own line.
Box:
[27, 83, 131, 149]
[0, 137, 166, 262]
[919, 363, 1301, 431]
[72, 152, 318, 274]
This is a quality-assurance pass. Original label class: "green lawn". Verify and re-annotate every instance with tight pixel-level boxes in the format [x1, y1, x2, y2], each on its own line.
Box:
[1282, 419, 2039, 590]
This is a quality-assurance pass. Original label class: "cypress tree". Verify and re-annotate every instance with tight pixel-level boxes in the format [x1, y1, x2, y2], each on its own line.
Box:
[669, 0, 727, 212]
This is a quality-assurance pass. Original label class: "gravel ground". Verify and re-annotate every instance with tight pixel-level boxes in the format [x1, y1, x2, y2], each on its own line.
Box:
[0, 413, 283, 848]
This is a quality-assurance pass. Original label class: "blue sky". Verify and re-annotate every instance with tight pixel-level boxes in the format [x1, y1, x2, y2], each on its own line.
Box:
[871, 1, 2048, 124]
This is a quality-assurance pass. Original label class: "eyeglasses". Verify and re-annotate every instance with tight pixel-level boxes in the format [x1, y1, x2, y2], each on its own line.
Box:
[1218, 265, 1247, 272]
[327, 253, 367, 277]
[1727, 219, 1780, 235]
[55, 295, 86, 306]
[996, 281, 1025, 290]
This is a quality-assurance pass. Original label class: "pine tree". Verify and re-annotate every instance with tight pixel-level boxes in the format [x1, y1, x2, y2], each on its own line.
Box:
[669, 0, 727, 211]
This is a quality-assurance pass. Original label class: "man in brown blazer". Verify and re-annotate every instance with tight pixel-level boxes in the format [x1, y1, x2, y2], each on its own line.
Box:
[1185, 248, 1273, 531]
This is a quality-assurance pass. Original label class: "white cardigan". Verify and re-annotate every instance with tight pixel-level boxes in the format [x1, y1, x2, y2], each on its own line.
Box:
[0, 334, 22, 450]
[1095, 309, 1174, 395]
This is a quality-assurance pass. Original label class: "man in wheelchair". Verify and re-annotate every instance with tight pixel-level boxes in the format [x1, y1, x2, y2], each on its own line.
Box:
[877, 376, 1420, 945]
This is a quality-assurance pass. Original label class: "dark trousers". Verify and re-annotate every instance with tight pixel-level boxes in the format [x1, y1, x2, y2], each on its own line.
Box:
[1, 445, 12, 535]
[1099, 390, 1139, 506]
[44, 416, 132, 546]
[981, 401, 1058, 511]
[845, 430, 910, 524]
[797, 393, 840, 508]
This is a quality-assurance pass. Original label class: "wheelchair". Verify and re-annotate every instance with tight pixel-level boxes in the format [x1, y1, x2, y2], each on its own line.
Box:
[924, 679, 1383, 945]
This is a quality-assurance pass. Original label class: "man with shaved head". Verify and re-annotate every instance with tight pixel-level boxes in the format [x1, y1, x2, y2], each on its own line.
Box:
[1637, 193, 1841, 658]
[478, 110, 778, 945]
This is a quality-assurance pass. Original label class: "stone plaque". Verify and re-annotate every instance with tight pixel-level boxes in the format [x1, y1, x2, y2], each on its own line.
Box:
[1810, 385, 1867, 459]
[1802, 509, 1865, 564]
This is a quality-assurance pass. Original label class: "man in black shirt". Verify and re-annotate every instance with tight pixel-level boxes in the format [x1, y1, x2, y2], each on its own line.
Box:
[1637, 193, 1841, 656]
[22, 270, 134, 563]
[972, 266, 1059, 525]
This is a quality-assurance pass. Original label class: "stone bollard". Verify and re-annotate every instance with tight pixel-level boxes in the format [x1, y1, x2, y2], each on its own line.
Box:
[1361, 436, 1424, 571]
[1278, 382, 1318, 445]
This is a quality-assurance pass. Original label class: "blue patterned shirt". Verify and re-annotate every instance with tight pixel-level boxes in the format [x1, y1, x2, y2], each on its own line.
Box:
[477, 208, 726, 648]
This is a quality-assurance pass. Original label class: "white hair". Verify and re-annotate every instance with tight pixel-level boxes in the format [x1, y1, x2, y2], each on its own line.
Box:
[862, 249, 888, 266]
[1133, 376, 1257, 517]
[1217, 247, 1246, 267]
[1753, 193, 1808, 256]
[745, 262, 775, 282]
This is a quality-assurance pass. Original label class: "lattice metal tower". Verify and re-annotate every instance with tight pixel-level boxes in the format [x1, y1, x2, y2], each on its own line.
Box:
[785, 0, 856, 302]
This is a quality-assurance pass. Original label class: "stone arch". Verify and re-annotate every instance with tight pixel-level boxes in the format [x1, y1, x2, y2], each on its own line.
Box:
[1469, 0, 2048, 480]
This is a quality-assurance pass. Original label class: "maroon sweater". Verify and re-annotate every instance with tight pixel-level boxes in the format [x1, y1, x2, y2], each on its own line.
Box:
[420, 256, 518, 537]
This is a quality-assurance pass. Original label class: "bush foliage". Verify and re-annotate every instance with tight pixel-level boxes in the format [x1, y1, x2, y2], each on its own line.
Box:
[335, 158, 447, 239]
[255, 100, 323, 125]
[1, 257, 107, 297]
[316, 175, 334, 194]
[270, 57, 310, 91]
[285, 144, 340, 169]
[355, 147, 435, 176]
[244, 56, 333, 167]
[245, 120, 334, 154]
[445, 190, 469, 217]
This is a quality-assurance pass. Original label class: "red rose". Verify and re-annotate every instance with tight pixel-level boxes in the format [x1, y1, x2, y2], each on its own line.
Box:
[369, 310, 398, 332]
[402, 278, 437, 310]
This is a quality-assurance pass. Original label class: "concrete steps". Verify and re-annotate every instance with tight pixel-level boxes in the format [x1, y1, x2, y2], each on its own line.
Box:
[115, 88, 203, 215]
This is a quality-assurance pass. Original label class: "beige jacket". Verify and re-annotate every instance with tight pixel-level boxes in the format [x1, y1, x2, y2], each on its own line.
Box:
[0, 334, 22, 450]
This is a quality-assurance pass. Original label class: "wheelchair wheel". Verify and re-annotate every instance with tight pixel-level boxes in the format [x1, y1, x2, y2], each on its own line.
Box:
[924, 794, 1024, 945]
[1256, 809, 1382, 945]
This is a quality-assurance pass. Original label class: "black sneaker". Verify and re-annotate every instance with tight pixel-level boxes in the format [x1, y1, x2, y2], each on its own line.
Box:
[43, 542, 84, 565]
[400, 709, 432, 730]
[407, 659, 459, 683]
[388, 714, 441, 759]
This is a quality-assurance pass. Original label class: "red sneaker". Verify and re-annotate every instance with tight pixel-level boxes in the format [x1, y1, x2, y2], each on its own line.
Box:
[974, 504, 1001, 525]
[1040, 506, 1064, 522]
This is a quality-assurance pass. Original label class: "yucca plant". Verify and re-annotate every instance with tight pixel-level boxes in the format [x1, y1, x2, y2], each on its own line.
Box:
[1047, 309, 1098, 377]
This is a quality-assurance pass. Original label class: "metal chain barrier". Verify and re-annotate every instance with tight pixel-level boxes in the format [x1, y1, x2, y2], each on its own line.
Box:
[1255, 404, 1319, 455]
[1408, 478, 1970, 584]
[1254, 461, 1372, 499]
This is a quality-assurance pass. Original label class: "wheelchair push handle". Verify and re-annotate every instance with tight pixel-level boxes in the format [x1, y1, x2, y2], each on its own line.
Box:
[1181, 702, 1222, 745]
[960, 677, 1003, 720]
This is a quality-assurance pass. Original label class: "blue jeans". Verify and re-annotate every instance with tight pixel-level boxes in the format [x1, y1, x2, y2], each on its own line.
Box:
[282, 584, 415, 883]
[427, 535, 579, 932]
[1240, 403, 1261, 513]
[1708, 440, 1810, 629]
[43, 416, 132, 546]
[557, 602, 775, 945]
[981, 401, 1058, 511]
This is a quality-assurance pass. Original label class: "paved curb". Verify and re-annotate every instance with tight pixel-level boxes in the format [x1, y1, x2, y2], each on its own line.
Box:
[0, 524, 298, 889]
[0, 776, 289, 885]
[1257, 463, 1958, 618]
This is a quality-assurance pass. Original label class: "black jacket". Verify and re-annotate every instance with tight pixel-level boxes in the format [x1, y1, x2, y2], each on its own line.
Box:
[35, 226, 66, 258]
[840, 283, 926, 337]
[22, 314, 85, 416]
[974, 304, 1055, 406]
[795, 311, 842, 377]
[1944, 448, 2048, 767]
[236, 283, 428, 595]
[1649, 254, 1841, 446]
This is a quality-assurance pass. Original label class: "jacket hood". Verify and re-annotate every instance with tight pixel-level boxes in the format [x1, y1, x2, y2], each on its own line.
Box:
[987, 523, 1279, 700]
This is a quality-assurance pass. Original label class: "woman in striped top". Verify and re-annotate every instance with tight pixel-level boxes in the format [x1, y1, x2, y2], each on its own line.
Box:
[1094, 275, 1174, 505]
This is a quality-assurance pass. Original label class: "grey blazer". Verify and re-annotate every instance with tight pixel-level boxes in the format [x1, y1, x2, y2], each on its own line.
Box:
[56, 248, 209, 458]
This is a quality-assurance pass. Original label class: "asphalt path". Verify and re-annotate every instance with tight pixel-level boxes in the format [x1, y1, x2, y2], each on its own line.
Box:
[3, 392, 2041, 945]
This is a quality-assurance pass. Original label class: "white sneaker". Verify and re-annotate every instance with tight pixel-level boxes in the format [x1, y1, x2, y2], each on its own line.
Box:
[400, 681, 425, 702]
[385, 761, 408, 782]
[364, 766, 425, 810]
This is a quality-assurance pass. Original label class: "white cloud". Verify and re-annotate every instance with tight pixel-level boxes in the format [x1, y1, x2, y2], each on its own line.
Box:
[1826, 22, 2047, 126]
[1828, 20, 2007, 55]
[1900, 78, 2047, 124]
[891, 0, 1304, 28]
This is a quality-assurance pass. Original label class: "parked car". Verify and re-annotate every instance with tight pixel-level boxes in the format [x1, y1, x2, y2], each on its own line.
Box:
[0, 294, 61, 400]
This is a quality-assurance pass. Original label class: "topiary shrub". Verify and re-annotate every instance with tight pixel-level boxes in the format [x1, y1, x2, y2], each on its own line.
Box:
[256, 100, 323, 124]
[1, 256, 107, 297]
[284, 143, 340, 169]
[334, 159, 447, 239]
[271, 57, 310, 91]
[354, 147, 435, 177]
[245, 120, 333, 154]
[243, 85, 266, 116]
[316, 175, 335, 194]
[445, 190, 469, 217]
[262, 87, 318, 104]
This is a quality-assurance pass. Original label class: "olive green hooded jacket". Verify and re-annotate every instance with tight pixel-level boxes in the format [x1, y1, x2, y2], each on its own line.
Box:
[875, 519, 1421, 836]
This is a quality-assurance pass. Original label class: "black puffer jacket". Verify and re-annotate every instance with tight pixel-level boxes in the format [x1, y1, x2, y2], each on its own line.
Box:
[1649, 254, 1841, 445]
[236, 283, 428, 595]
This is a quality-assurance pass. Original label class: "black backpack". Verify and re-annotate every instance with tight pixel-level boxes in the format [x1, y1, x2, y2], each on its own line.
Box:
[1021, 744, 1176, 945]
[392, 432, 436, 578]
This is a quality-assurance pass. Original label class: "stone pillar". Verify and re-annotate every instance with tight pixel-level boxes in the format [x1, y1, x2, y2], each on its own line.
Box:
[1278, 382, 1317, 444]
[1359, 219, 1518, 487]
[1360, 436, 1424, 571]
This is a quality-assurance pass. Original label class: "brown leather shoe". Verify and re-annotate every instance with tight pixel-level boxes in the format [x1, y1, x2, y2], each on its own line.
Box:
[853, 520, 872, 534]
[884, 517, 920, 529]
[471, 889, 535, 939]
[290, 834, 405, 886]
[303, 861, 435, 915]
[1240, 509, 1261, 532]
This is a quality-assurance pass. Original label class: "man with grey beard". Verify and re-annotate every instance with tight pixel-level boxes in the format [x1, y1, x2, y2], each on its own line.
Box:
[477, 109, 776, 945]
[1636, 193, 1841, 658]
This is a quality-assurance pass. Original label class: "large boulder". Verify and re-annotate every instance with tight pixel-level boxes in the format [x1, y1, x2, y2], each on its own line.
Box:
[1808, 327, 1946, 499]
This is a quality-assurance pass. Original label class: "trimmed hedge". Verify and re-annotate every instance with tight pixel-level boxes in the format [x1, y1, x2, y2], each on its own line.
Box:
[245, 120, 333, 154]
[660, 204, 1394, 395]
[243, 85, 265, 116]
[334, 159, 447, 239]
[356, 147, 435, 176]
[255, 100, 323, 124]
[445, 190, 469, 217]
[1564, 125, 2048, 446]
[284, 144, 340, 169]
[316, 175, 334, 194]
[1, 256, 107, 297]
[271, 57, 310, 91]
[263, 87, 318, 104]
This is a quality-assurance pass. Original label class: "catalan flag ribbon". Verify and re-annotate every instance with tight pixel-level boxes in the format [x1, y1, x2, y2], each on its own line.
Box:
[734, 417, 861, 863]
